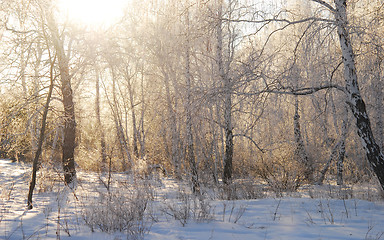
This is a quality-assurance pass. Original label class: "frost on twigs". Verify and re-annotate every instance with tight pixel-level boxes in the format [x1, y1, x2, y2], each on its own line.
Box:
[81, 179, 153, 239]
[160, 187, 215, 227]
[253, 145, 306, 195]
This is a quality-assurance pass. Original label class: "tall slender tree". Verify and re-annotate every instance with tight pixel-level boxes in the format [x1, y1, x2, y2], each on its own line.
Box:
[27, 39, 55, 209]
[183, 1, 200, 193]
[95, 67, 107, 171]
[216, 0, 234, 185]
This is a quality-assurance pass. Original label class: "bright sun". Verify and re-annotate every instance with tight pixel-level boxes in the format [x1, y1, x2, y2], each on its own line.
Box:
[58, 0, 128, 28]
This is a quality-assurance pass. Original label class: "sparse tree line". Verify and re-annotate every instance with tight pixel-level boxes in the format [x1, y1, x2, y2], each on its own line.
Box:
[1, 0, 384, 202]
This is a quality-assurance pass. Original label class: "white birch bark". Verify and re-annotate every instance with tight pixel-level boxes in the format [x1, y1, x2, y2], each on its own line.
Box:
[333, 0, 384, 189]
[216, 0, 234, 185]
[293, 95, 313, 181]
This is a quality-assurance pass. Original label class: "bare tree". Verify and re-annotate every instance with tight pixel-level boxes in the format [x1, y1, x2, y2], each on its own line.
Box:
[1, 0, 79, 186]
[109, 65, 133, 171]
[95, 66, 107, 171]
[216, 0, 234, 185]
[307, 0, 384, 189]
[46, 13, 77, 186]
[183, 1, 200, 193]
[27, 35, 55, 209]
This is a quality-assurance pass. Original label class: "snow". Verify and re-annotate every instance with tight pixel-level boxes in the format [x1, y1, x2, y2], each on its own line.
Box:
[1, 159, 384, 240]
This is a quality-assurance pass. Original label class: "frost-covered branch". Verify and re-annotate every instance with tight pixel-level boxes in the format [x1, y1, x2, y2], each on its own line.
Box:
[233, 133, 264, 153]
[236, 84, 346, 97]
[309, 0, 336, 13]
[222, 16, 335, 25]
[271, 84, 346, 95]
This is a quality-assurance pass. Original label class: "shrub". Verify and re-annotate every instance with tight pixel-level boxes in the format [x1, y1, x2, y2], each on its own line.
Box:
[82, 179, 153, 239]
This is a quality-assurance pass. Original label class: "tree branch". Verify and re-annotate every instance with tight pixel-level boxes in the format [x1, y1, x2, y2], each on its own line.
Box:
[223, 16, 335, 25]
[309, 0, 336, 13]
[276, 84, 346, 95]
[236, 84, 346, 96]
[233, 133, 264, 153]
[4, 20, 37, 35]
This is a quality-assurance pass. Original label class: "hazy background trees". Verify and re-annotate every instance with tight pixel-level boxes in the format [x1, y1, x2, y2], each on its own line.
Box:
[1, 0, 384, 192]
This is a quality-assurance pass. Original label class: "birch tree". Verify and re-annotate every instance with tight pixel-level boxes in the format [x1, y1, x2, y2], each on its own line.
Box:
[308, 0, 384, 189]
[183, 1, 200, 193]
[239, 0, 384, 188]
[216, 0, 234, 185]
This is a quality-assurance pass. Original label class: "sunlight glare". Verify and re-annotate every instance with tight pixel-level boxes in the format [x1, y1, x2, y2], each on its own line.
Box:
[58, 0, 128, 28]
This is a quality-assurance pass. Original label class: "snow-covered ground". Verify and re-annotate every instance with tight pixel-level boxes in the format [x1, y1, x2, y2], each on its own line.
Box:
[1, 159, 384, 240]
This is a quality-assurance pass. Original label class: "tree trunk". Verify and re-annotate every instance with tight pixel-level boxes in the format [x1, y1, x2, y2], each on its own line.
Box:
[163, 69, 181, 178]
[184, 6, 200, 193]
[334, 0, 384, 190]
[27, 53, 55, 209]
[293, 95, 313, 182]
[30, 41, 43, 156]
[95, 68, 107, 172]
[48, 17, 77, 186]
[125, 67, 140, 158]
[216, 0, 233, 185]
[139, 67, 146, 158]
[59, 57, 77, 186]
[317, 140, 340, 185]
[222, 91, 233, 185]
[336, 107, 348, 185]
[336, 138, 346, 185]
[317, 108, 348, 185]
[210, 105, 219, 184]
[111, 69, 132, 171]
[373, 44, 384, 149]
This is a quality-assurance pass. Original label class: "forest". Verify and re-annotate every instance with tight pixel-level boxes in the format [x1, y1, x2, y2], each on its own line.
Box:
[1, 0, 384, 239]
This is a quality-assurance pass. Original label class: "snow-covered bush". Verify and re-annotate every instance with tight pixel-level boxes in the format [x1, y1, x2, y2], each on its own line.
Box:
[0, 182, 14, 224]
[255, 155, 304, 194]
[245, 142, 311, 195]
[218, 179, 265, 200]
[37, 165, 61, 193]
[82, 179, 154, 239]
[161, 187, 214, 226]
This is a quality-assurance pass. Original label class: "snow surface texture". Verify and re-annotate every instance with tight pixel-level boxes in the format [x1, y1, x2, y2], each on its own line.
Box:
[1, 159, 384, 240]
